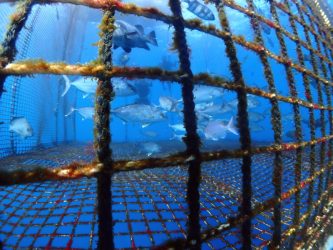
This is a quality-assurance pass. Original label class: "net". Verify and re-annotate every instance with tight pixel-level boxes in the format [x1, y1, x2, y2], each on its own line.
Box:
[0, 0, 333, 249]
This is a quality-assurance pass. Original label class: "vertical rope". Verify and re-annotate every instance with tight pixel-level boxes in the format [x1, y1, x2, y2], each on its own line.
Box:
[295, 0, 333, 241]
[94, 8, 115, 250]
[0, 0, 33, 99]
[269, 2, 303, 248]
[213, 1, 252, 248]
[281, 1, 314, 247]
[168, 0, 202, 248]
[245, 0, 285, 248]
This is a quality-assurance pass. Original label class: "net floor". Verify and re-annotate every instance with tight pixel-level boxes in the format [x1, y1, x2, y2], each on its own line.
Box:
[0, 142, 329, 249]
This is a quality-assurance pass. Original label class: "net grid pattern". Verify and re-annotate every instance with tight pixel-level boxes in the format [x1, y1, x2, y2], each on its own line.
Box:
[0, 0, 333, 249]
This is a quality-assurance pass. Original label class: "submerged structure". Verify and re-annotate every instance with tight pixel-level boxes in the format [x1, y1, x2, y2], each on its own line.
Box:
[0, 0, 333, 249]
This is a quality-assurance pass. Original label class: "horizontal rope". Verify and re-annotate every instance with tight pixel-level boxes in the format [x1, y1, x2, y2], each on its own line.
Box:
[1, 61, 332, 111]
[1, 1, 333, 90]
[1, 135, 332, 186]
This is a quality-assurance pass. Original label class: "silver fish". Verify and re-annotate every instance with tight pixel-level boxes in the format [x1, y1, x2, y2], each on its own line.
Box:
[204, 116, 238, 141]
[62, 75, 96, 98]
[62, 75, 137, 98]
[194, 85, 224, 102]
[112, 104, 166, 127]
[113, 20, 158, 53]
[112, 79, 137, 97]
[182, 0, 215, 20]
[65, 107, 95, 120]
[169, 123, 186, 133]
[159, 96, 181, 112]
[9, 117, 33, 139]
[141, 142, 161, 156]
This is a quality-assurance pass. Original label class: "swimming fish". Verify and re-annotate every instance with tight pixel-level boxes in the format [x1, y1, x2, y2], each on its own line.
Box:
[112, 79, 137, 97]
[9, 117, 33, 139]
[118, 51, 130, 66]
[65, 107, 95, 120]
[182, 0, 215, 20]
[141, 142, 161, 157]
[62, 76, 137, 98]
[62, 75, 97, 98]
[194, 85, 224, 102]
[159, 96, 181, 112]
[113, 20, 158, 53]
[204, 116, 239, 141]
[169, 123, 186, 133]
[112, 104, 166, 127]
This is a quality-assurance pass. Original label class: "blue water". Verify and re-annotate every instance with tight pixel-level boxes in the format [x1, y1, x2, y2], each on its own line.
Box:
[1, 0, 333, 249]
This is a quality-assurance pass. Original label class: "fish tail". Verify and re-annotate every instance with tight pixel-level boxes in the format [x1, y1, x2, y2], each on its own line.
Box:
[147, 31, 158, 46]
[61, 75, 71, 97]
[227, 116, 239, 136]
[65, 107, 76, 117]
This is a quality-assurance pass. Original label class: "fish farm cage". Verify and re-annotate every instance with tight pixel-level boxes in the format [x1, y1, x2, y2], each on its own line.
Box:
[1, 0, 333, 249]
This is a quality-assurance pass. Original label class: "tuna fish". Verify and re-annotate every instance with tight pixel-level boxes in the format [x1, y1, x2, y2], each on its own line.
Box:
[204, 116, 239, 141]
[9, 117, 33, 139]
[113, 20, 158, 53]
[62, 75, 137, 98]
[112, 104, 166, 127]
[61, 75, 97, 98]
[159, 96, 181, 112]
[65, 107, 95, 120]
[194, 85, 224, 102]
[182, 0, 215, 20]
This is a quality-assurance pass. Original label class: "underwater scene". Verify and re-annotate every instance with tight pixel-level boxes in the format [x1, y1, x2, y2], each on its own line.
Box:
[1, 0, 333, 249]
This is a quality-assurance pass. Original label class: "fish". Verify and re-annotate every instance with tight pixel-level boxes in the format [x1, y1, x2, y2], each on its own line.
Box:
[113, 20, 158, 53]
[194, 85, 224, 102]
[159, 96, 181, 112]
[182, 0, 215, 20]
[112, 79, 137, 97]
[0, 121, 4, 125]
[61, 75, 97, 98]
[160, 55, 177, 71]
[204, 116, 239, 141]
[133, 80, 152, 105]
[65, 107, 95, 120]
[118, 51, 130, 66]
[169, 123, 186, 133]
[141, 142, 161, 156]
[112, 104, 166, 127]
[9, 117, 33, 139]
[62, 75, 137, 98]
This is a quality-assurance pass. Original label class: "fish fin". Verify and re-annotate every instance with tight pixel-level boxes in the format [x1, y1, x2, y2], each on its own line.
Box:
[227, 116, 239, 136]
[123, 47, 132, 53]
[65, 107, 76, 117]
[61, 75, 71, 97]
[147, 31, 158, 46]
[82, 93, 90, 99]
[135, 25, 144, 34]
[142, 123, 150, 128]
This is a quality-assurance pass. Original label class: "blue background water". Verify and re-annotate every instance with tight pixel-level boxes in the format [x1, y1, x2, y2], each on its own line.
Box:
[0, 0, 333, 249]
